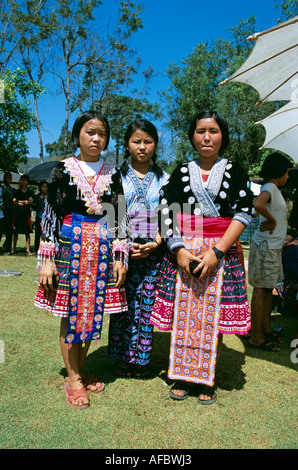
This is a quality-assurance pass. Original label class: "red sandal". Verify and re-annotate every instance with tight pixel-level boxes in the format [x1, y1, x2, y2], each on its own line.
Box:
[64, 383, 90, 410]
[83, 374, 105, 393]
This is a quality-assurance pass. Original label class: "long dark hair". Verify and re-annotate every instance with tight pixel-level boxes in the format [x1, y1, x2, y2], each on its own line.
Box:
[120, 118, 163, 179]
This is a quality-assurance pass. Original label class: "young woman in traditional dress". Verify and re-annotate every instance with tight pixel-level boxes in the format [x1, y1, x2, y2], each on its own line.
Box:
[108, 118, 169, 378]
[34, 110, 130, 409]
[151, 109, 254, 404]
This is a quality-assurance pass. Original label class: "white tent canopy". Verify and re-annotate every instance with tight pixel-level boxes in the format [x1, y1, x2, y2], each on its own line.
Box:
[220, 16, 298, 104]
[256, 101, 298, 163]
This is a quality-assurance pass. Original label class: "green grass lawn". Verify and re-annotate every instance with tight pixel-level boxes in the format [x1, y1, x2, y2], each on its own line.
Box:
[0, 239, 297, 449]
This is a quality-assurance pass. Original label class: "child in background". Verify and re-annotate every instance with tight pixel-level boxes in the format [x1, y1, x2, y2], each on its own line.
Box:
[248, 152, 293, 351]
[2, 171, 15, 252]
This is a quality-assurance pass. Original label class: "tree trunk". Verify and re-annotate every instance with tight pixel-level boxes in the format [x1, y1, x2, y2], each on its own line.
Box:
[33, 94, 44, 163]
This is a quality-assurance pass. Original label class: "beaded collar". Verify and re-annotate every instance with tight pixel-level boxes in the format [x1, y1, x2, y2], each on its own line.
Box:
[126, 164, 155, 211]
[188, 158, 228, 217]
[63, 156, 114, 215]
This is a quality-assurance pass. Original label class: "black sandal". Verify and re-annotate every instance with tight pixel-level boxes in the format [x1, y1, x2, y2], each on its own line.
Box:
[115, 362, 133, 377]
[170, 381, 190, 401]
[248, 340, 280, 352]
[133, 365, 150, 378]
[197, 385, 217, 405]
[265, 330, 284, 344]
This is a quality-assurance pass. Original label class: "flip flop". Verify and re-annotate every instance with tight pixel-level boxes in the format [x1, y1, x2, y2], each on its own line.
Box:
[115, 362, 133, 377]
[64, 383, 89, 410]
[247, 340, 280, 352]
[83, 374, 105, 393]
[170, 382, 190, 401]
[133, 365, 150, 378]
[197, 386, 217, 405]
[197, 391, 217, 405]
[265, 330, 284, 344]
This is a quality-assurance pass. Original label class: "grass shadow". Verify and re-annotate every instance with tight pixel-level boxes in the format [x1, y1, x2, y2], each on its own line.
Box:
[57, 310, 297, 393]
[237, 312, 298, 372]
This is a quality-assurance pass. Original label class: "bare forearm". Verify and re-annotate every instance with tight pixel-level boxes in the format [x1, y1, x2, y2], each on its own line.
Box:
[214, 219, 246, 254]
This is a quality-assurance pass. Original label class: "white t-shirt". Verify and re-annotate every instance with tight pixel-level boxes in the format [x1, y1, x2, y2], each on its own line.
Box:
[252, 182, 287, 249]
[76, 158, 103, 178]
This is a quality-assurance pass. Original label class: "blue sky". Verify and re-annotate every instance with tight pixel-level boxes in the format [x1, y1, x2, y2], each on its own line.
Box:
[27, 0, 283, 159]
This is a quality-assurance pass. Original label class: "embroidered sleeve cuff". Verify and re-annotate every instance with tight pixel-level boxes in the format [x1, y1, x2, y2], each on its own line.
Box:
[38, 240, 56, 257]
[233, 212, 253, 227]
[112, 239, 132, 270]
[167, 237, 185, 252]
[36, 241, 56, 270]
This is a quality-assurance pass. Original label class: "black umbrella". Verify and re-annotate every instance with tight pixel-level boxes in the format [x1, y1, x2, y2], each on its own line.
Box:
[27, 161, 60, 182]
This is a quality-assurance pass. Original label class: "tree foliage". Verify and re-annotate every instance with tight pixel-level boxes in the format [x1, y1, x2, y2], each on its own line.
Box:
[0, 68, 43, 170]
[162, 17, 282, 173]
[0, 0, 153, 163]
[275, 0, 298, 20]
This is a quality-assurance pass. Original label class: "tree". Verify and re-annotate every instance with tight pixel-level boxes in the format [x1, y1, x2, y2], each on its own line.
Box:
[16, 3, 58, 163]
[0, 1, 61, 165]
[161, 17, 279, 172]
[45, 124, 75, 160]
[49, 0, 146, 158]
[275, 0, 298, 20]
[0, 0, 48, 75]
[1, 1, 152, 163]
[0, 68, 43, 170]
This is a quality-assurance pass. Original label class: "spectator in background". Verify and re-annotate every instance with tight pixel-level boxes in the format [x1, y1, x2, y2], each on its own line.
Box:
[10, 174, 35, 255]
[33, 180, 48, 253]
[0, 182, 12, 246]
[248, 152, 293, 351]
[2, 171, 16, 252]
[280, 198, 298, 339]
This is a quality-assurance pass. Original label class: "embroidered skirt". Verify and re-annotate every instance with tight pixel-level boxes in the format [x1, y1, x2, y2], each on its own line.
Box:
[34, 213, 127, 345]
[150, 250, 178, 331]
[108, 249, 162, 365]
[152, 235, 250, 386]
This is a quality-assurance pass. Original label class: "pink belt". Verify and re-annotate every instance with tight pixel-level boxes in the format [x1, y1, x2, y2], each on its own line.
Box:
[177, 213, 232, 237]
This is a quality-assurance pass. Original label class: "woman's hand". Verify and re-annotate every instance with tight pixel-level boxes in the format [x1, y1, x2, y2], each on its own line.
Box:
[39, 260, 59, 291]
[113, 259, 126, 288]
[174, 247, 220, 279]
[130, 241, 159, 259]
[196, 249, 220, 278]
[174, 247, 200, 276]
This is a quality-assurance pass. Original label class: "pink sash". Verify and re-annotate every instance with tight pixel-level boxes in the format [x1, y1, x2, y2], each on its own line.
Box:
[177, 213, 232, 237]
[151, 214, 250, 386]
